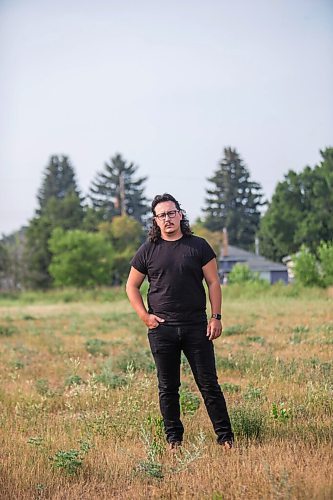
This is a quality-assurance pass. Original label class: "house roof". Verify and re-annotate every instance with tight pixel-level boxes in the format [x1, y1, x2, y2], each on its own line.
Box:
[219, 245, 287, 272]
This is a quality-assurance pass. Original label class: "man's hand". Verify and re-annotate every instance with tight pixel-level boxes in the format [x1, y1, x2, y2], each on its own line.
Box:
[206, 318, 222, 340]
[143, 313, 165, 329]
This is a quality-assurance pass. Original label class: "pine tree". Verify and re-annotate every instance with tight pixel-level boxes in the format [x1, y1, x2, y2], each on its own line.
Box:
[202, 147, 265, 249]
[89, 153, 149, 224]
[24, 155, 84, 288]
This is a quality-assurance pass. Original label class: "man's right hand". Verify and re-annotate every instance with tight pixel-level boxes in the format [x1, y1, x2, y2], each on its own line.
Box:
[143, 313, 165, 329]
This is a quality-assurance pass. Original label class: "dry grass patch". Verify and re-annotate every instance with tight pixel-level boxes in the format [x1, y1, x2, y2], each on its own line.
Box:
[0, 288, 332, 498]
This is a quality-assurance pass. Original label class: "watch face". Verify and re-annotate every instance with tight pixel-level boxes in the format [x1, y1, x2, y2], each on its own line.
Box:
[212, 314, 221, 320]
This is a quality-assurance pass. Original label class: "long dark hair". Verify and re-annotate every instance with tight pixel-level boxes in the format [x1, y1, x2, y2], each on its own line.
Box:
[148, 193, 193, 242]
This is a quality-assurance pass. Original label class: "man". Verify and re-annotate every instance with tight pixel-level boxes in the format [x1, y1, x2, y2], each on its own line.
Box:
[126, 193, 234, 450]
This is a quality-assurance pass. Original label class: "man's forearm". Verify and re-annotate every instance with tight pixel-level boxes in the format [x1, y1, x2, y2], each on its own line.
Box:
[207, 280, 222, 315]
[126, 285, 148, 322]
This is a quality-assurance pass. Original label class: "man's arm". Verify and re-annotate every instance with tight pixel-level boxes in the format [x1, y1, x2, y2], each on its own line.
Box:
[126, 266, 165, 329]
[202, 258, 222, 340]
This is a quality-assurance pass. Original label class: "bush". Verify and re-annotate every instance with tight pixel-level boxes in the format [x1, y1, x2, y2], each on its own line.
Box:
[318, 240, 333, 287]
[228, 263, 263, 284]
[293, 242, 333, 287]
[293, 245, 321, 287]
[230, 405, 266, 441]
[85, 338, 109, 356]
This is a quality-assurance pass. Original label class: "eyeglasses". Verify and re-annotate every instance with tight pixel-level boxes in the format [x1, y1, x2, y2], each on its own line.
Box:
[154, 210, 180, 220]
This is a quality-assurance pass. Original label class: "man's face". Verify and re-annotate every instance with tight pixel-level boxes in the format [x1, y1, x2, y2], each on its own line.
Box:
[154, 201, 183, 238]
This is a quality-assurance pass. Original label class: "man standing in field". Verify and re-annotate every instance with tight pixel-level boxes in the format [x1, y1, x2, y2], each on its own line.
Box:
[126, 193, 234, 450]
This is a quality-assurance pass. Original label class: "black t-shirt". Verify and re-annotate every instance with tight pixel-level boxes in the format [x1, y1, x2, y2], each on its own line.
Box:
[131, 235, 216, 325]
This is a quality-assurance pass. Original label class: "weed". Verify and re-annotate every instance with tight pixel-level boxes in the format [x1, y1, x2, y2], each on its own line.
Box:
[216, 356, 237, 371]
[85, 338, 109, 356]
[289, 326, 309, 344]
[11, 360, 25, 369]
[27, 436, 44, 447]
[271, 402, 292, 421]
[244, 336, 265, 345]
[136, 460, 164, 479]
[180, 385, 200, 416]
[35, 379, 51, 396]
[50, 449, 83, 475]
[171, 431, 206, 473]
[136, 418, 164, 479]
[82, 410, 114, 437]
[116, 349, 155, 373]
[181, 353, 192, 374]
[22, 314, 36, 320]
[50, 440, 91, 476]
[92, 359, 127, 388]
[243, 385, 264, 401]
[0, 325, 17, 336]
[65, 374, 84, 387]
[223, 324, 251, 336]
[220, 382, 241, 393]
[231, 405, 266, 442]
[212, 493, 223, 500]
[291, 325, 310, 334]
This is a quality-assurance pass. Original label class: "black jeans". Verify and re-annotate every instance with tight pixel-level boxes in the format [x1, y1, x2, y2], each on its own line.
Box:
[148, 323, 234, 444]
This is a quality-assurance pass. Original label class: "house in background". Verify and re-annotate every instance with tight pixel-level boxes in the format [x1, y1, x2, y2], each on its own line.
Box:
[219, 229, 289, 284]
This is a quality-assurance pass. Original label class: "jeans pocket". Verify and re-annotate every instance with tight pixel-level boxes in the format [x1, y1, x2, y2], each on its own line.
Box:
[148, 322, 167, 334]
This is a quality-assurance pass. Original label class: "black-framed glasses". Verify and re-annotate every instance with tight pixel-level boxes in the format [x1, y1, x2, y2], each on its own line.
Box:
[154, 210, 180, 220]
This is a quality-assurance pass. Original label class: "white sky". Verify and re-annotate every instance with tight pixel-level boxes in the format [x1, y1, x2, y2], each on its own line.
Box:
[1, 0, 332, 235]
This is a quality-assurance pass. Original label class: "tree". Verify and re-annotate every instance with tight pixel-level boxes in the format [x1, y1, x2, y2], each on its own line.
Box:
[202, 147, 265, 250]
[0, 229, 27, 290]
[24, 155, 84, 288]
[49, 228, 114, 287]
[89, 153, 149, 225]
[99, 215, 144, 283]
[259, 148, 333, 261]
[191, 221, 222, 257]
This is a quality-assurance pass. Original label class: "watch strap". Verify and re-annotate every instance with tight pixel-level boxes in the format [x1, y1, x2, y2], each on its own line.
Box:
[211, 313, 222, 320]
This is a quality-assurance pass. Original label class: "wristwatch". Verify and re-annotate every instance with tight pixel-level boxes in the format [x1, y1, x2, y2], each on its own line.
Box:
[211, 313, 222, 320]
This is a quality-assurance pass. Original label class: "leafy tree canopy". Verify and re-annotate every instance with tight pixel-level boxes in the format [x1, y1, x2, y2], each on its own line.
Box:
[191, 221, 222, 257]
[98, 215, 144, 284]
[49, 228, 114, 287]
[259, 148, 333, 261]
[99, 215, 144, 252]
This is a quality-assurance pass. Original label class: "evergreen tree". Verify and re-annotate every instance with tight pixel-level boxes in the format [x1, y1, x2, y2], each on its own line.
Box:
[24, 155, 84, 288]
[202, 147, 265, 249]
[89, 153, 149, 224]
[259, 148, 333, 261]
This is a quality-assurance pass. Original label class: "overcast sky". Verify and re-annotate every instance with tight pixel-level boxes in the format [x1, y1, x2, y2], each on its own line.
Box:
[1, 0, 332, 236]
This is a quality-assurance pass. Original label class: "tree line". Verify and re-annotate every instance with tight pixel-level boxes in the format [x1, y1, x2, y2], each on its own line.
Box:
[0, 146, 332, 289]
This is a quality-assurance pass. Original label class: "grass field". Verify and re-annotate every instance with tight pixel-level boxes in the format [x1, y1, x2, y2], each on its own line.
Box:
[0, 284, 332, 499]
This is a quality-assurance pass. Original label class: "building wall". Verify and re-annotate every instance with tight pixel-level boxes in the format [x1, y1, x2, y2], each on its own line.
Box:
[258, 271, 271, 282]
[270, 271, 288, 284]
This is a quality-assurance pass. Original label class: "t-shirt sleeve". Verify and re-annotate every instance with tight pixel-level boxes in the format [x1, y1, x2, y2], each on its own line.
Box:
[201, 238, 217, 267]
[130, 243, 148, 275]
